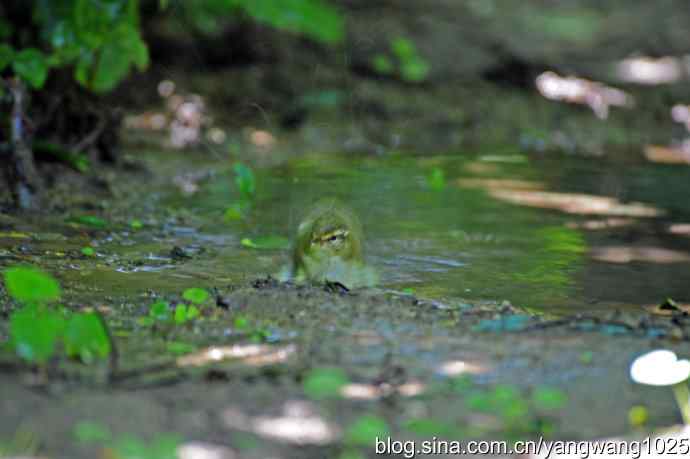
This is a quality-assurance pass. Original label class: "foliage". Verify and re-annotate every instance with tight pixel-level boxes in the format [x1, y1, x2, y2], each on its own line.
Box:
[182, 287, 209, 304]
[234, 162, 256, 199]
[4, 266, 111, 364]
[67, 215, 109, 229]
[174, 304, 200, 324]
[174, 0, 344, 44]
[10, 305, 66, 363]
[303, 367, 349, 399]
[2, 0, 148, 91]
[427, 167, 446, 191]
[63, 312, 111, 363]
[81, 246, 95, 257]
[74, 422, 180, 459]
[4, 266, 61, 304]
[371, 37, 430, 83]
[225, 163, 256, 220]
[345, 414, 390, 446]
[141, 292, 204, 327]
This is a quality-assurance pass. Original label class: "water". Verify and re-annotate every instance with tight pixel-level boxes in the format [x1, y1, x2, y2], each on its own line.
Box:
[6, 148, 690, 313]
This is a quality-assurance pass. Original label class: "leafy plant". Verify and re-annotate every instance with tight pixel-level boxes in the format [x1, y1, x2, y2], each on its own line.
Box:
[4, 266, 61, 304]
[64, 312, 111, 363]
[345, 414, 390, 446]
[182, 287, 209, 304]
[10, 304, 66, 363]
[74, 421, 180, 459]
[175, 0, 344, 44]
[371, 36, 430, 82]
[2, 0, 149, 92]
[4, 266, 112, 365]
[303, 367, 349, 400]
[234, 162, 256, 199]
[174, 303, 200, 324]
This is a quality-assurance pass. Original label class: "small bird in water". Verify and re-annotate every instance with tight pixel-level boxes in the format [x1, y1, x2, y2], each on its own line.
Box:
[286, 198, 377, 289]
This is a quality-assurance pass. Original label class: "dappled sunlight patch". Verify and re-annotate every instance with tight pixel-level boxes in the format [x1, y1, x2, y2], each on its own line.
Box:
[616, 56, 685, 85]
[437, 360, 487, 377]
[590, 246, 690, 264]
[536, 71, 633, 119]
[340, 380, 427, 400]
[565, 218, 634, 230]
[489, 190, 663, 217]
[222, 402, 339, 445]
[644, 144, 690, 165]
[455, 178, 545, 191]
[669, 223, 690, 236]
[178, 441, 236, 459]
[176, 344, 295, 367]
[248, 129, 276, 149]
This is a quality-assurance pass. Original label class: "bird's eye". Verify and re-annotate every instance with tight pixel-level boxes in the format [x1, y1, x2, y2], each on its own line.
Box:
[328, 235, 339, 242]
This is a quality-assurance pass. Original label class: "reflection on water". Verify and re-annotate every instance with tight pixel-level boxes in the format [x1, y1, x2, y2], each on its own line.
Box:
[4, 149, 690, 313]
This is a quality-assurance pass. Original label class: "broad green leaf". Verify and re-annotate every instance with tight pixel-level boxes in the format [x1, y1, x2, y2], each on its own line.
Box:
[241, 236, 290, 250]
[182, 287, 209, 304]
[345, 415, 390, 446]
[186, 305, 200, 320]
[0, 44, 13, 71]
[303, 367, 349, 400]
[174, 304, 188, 324]
[149, 300, 171, 322]
[68, 215, 108, 229]
[12, 48, 49, 89]
[10, 305, 66, 363]
[243, 0, 344, 44]
[81, 247, 95, 257]
[64, 313, 111, 362]
[4, 266, 61, 304]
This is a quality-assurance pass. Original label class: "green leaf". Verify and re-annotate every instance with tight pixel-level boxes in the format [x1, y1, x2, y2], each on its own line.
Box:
[182, 287, 209, 304]
[391, 37, 415, 59]
[129, 219, 143, 230]
[73, 421, 112, 444]
[243, 0, 344, 44]
[81, 247, 95, 257]
[241, 236, 290, 250]
[303, 367, 349, 400]
[186, 305, 200, 320]
[427, 167, 445, 191]
[64, 313, 111, 363]
[401, 57, 430, 82]
[166, 341, 195, 355]
[371, 54, 394, 75]
[10, 305, 66, 363]
[12, 48, 49, 89]
[345, 415, 390, 446]
[174, 304, 188, 324]
[149, 300, 171, 322]
[532, 387, 567, 411]
[4, 266, 61, 304]
[0, 44, 14, 72]
[68, 215, 108, 229]
[233, 163, 256, 199]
